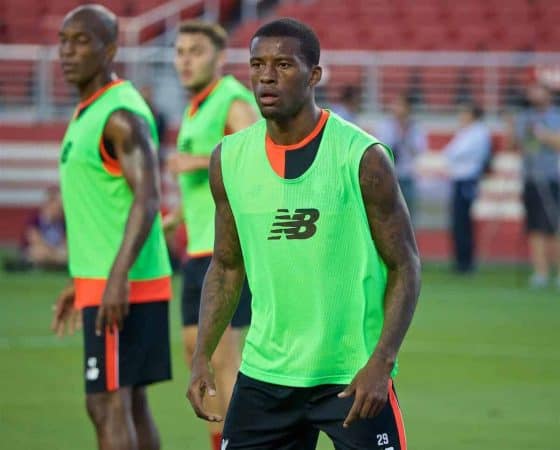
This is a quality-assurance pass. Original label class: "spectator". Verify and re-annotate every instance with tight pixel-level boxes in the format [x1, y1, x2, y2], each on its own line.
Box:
[5, 186, 67, 271]
[376, 93, 427, 221]
[454, 69, 474, 105]
[513, 83, 560, 288]
[443, 103, 491, 273]
[330, 85, 361, 123]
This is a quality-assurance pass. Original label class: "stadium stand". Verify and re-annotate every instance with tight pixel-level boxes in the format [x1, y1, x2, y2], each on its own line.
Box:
[0, 0, 237, 43]
[3, 0, 559, 262]
[231, 0, 560, 52]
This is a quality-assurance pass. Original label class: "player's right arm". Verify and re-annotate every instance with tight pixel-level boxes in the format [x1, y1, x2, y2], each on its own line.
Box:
[168, 100, 257, 175]
[186, 144, 245, 422]
[51, 283, 81, 337]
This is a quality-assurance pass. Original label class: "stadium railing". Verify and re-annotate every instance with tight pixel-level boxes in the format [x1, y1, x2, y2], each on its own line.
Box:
[3, 45, 558, 259]
[2, 45, 560, 123]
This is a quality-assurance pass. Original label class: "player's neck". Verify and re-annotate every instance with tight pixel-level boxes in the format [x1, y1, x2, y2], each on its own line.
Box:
[78, 71, 117, 102]
[267, 103, 323, 146]
[188, 75, 221, 97]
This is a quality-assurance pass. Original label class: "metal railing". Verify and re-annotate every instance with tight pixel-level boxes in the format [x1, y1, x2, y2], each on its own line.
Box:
[2, 45, 560, 123]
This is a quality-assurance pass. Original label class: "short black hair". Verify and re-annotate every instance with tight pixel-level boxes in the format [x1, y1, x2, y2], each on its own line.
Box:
[178, 20, 227, 50]
[251, 18, 320, 67]
[460, 102, 484, 120]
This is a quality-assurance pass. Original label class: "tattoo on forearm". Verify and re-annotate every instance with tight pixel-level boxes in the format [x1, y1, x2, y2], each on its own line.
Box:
[360, 144, 421, 359]
[196, 145, 246, 359]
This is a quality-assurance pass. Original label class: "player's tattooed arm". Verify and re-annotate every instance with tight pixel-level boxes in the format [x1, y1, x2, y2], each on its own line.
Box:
[96, 110, 161, 334]
[339, 144, 421, 427]
[187, 144, 245, 422]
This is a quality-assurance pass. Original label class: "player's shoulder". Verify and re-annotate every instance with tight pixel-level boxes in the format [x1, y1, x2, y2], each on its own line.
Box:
[222, 118, 266, 145]
[327, 111, 393, 162]
[220, 75, 250, 91]
[327, 111, 371, 137]
[327, 111, 381, 145]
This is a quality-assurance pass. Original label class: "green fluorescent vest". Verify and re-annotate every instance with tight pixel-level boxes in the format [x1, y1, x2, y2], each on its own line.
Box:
[59, 81, 171, 280]
[221, 113, 397, 387]
[177, 75, 256, 255]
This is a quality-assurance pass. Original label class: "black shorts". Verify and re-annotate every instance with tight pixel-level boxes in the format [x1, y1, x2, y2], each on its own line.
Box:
[523, 180, 560, 234]
[222, 373, 407, 450]
[181, 256, 252, 328]
[82, 301, 172, 394]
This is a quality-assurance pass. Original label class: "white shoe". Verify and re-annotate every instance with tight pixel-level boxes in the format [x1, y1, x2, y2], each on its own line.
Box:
[529, 274, 548, 289]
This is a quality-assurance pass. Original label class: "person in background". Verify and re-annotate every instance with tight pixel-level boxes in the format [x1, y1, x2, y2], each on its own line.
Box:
[166, 20, 258, 450]
[51, 6, 173, 450]
[376, 93, 427, 221]
[4, 186, 67, 272]
[443, 103, 491, 273]
[513, 83, 560, 288]
[330, 85, 361, 123]
[22, 186, 67, 269]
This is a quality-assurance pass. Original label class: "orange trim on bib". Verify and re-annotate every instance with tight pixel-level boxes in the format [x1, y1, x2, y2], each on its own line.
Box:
[266, 109, 329, 151]
[99, 138, 122, 175]
[265, 110, 329, 177]
[73, 79, 125, 119]
[188, 79, 219, 117]
[187, 250, 213, 259]
[74, 276, 172, 309]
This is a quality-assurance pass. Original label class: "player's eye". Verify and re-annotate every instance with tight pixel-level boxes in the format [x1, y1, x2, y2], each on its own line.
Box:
[250, 61, 263, 69]
[278, 62, 291, 69]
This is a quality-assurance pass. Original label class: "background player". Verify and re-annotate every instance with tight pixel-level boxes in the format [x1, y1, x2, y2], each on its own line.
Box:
[51, 5, 172, 450]
[164, 20, 258, 450]
[187, 18, 420, 449]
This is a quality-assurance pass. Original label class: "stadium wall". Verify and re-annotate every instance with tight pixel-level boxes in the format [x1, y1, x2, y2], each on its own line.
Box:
[0, 123, 527, 262]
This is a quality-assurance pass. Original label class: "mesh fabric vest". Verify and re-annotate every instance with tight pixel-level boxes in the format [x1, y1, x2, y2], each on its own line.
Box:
[59, 81, 171, 288]
[177, 75, 256, 256]
[221, 113, 397, 387]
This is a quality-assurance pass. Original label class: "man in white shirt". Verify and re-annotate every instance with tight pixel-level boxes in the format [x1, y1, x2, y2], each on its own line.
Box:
[376, 94, 427, 222]
[443, 103, 492, 273]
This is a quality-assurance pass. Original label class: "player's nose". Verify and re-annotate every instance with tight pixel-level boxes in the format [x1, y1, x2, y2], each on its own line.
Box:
[259, 63, 277, 84]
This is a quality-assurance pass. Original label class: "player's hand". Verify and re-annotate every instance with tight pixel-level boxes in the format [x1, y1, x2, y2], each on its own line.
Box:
[186, 356, 223, 422]
[95, 274, 129, 335]
[51, 284, 81, 337]
[162, 211, 181, 234]
[338, 353, 393, 428]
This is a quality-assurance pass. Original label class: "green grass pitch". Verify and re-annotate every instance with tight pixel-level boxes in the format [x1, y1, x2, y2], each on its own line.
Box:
[0, 265, 559, 449]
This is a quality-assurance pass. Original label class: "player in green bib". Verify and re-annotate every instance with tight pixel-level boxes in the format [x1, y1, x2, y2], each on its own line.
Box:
[187, 19, 421, 449]
[50, 6, 171, 450]
[165, 20, 258, 450]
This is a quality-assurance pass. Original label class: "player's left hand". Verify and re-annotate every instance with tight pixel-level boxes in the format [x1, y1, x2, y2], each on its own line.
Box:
[96, 275, 129, 335]
[338, 354, 393, 428]
[51, 284, 81, 337]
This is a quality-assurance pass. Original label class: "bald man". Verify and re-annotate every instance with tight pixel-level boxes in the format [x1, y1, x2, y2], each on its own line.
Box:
[51, 5, 172, 450]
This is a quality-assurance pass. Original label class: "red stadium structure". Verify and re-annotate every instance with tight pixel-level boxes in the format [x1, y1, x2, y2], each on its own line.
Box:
[3, 0, 560, 262]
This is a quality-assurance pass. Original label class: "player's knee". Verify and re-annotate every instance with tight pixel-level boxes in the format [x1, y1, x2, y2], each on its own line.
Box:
[86, 391, 129, 429]
[86, 394, 109, 428]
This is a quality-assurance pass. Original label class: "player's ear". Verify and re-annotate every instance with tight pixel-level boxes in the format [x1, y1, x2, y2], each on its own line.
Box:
[309, 65, 322, 88]
[104, 42, 117, 64]
[216, 49, 226, 71]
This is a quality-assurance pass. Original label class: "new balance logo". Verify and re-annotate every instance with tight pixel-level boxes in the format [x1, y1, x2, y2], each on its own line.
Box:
[86, 357, 99, 381]
[268, 208, 320, 240]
